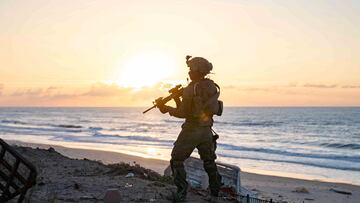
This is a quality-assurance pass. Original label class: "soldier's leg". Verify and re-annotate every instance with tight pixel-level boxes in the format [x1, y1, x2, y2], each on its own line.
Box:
[197, 129, 222, 196]
[170, 129, 197, 200]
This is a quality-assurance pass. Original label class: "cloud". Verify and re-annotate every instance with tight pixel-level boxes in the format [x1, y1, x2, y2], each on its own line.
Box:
[342, 85, 360, 89]
[6, 83, 168, 101]
[222, 85, 300, 95]
[11, 88, 44, 97]
[287, 82, 298, 87]
[303, 84, 337, 89]
[46, 86, 58, 92]
[82, 83, 132, 97]
[8, 86, 77, 99]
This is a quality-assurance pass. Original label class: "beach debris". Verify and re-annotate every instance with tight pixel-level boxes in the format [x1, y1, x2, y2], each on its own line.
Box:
[304, 198, 315, 201]
[106, 162, 173, 184]
[190, 188, 208, 197]
[221, 186, 238, 196]
[329, 188, 352, 195]
[73, 183, 80, 190]
[250, 188, 259, 195]
[0, 139, 37, 203]
[104, 189, 121, 203]
[47, 147, 56, 152]
[292, 187, 309, 193]
[125, 183, 133, 188]
[125, 172, 135, 178]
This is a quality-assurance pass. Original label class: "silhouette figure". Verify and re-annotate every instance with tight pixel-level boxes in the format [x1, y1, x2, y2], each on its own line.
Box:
[158, 55, 223, 201]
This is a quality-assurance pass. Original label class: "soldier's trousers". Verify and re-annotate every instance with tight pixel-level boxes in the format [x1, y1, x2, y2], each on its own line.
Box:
[170, 126, 222, 197]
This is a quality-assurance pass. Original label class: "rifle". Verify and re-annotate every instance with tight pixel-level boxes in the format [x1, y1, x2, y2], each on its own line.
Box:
[143, 84, 184, 114]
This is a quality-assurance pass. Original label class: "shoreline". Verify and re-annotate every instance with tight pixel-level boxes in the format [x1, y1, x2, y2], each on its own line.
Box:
[5, 139, 169, 174]
[6, 139, 359, 187]
[5, 139, 360, 203]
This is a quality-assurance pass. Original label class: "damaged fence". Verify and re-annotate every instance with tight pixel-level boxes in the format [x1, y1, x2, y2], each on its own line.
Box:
[240, 194, 274, 203]
[0, 139, 37, 203]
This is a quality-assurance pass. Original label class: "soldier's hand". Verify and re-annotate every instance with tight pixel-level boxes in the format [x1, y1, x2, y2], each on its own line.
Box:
[158, 105, 170, 114]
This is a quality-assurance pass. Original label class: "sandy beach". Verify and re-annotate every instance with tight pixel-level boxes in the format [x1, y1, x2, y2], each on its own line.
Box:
[5, 140, 360, 203]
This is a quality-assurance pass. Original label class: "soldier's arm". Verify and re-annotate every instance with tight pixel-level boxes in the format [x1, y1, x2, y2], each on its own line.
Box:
[166, 88, 191, 118]
[174, 97, 182, 108]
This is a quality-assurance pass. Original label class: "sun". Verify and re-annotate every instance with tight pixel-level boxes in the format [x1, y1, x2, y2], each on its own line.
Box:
[117, 51, 177, 89]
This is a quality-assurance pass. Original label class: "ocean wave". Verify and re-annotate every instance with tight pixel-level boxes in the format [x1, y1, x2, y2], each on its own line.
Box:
[218, 143, 360, 163]
[306, 121, 345, 126]
[163, 119, 182, 124]
[92, 131, 173, 144]
[80, 119, 91, 123]
[1, 119, 82, 129]
[218, 153, 360, 172]
[0, 124, 82, 134]
[320, 143, 360, 150]
[89, 127, 103, 131]
[1, 119, 28, 125]
[55, 124, 82, 129]
[215, 120, 283, 127]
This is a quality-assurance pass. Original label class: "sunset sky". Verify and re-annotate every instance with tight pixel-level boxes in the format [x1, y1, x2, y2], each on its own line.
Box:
[1, 0, 359, 106]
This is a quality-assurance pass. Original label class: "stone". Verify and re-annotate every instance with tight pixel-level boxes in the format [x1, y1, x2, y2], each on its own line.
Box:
[125, 172, 135, 178]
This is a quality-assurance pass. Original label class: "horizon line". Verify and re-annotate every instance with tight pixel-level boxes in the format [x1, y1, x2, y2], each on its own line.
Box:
[0, 106, 359, 108]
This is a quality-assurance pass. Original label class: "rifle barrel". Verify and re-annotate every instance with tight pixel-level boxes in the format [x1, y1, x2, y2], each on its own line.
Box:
[143, 105, 156, 114]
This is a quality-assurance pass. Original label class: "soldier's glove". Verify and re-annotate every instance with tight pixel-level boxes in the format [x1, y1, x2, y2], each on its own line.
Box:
[158, 105, 171, 114]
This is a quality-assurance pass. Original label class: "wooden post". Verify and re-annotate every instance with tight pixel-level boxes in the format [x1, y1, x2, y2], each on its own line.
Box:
[246, 194, 250, 203]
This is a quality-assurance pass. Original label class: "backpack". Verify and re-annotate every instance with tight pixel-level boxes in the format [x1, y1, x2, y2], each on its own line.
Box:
[192, 79, 223, 117]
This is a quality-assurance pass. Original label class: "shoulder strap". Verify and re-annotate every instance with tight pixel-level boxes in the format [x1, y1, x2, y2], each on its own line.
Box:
[214, 82, 220, 93]
[193, 82, 199, 96]
[193, 79, 220, 96]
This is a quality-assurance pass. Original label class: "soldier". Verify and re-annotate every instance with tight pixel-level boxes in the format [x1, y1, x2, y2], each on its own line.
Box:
[158, 56, 222, 201]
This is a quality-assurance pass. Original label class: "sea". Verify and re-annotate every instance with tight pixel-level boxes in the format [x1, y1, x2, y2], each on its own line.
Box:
[0, 107, 359, 185]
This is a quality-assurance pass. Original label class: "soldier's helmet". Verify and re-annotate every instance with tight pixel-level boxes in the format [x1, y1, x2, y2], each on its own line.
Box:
[186, 55, 213, 75]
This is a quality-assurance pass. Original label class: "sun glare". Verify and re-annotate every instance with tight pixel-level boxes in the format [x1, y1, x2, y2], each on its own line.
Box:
[146, 147, 158, 156]
[117, 52, 177, 89]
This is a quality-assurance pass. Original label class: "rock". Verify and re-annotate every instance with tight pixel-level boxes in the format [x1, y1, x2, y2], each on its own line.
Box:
[47, 147, 56, 152]
[329, 188, 352, 195]
[125, 183, 133, 188]
[74, 183, 80, 190]
[104, 189, 121, 203]
[125, 172, 135, 178]
[292, 187, 309, 193]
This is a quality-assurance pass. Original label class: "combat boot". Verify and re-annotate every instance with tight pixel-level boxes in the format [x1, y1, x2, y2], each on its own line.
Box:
[171, 161, 189, 202]
[203, 160, 223, 196]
